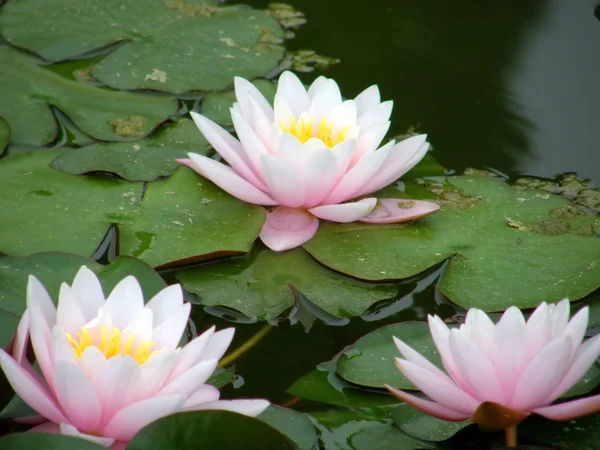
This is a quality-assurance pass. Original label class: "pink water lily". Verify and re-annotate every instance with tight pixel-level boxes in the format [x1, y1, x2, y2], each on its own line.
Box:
[386, 300, 600, 434]
[178, 71, 439, 251]
[0, 266, 269, 448]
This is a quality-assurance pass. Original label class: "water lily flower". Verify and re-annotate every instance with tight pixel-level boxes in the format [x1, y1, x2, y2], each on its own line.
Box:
[0, 266, 269, 448]
[178, 71, 439, 251]
[386, 300, 600, 447]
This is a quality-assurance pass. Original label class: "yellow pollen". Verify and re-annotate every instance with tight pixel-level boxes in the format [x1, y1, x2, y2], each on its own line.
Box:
[66, 325, 159, 365]
[280, 115, 350, 148]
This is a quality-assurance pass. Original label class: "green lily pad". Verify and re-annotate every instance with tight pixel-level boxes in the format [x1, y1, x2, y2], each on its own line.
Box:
[0, 116, 10, 157]
[0, 434, 105, 450]
[521, 411, 600, 450]
[259, 405, 319, 450]
[0, 0, 284, 94]
[207, 366, 235, 389]
[0, 149, 142, 259]
[201, 79, 277, 127]
[287, 361, 399, 408]
[304, 176, 600, 311]
[0, 45, 177, 146]
[336, 322, 441, 389]
[0, 252, 166, 348]
[51, 119, 211, 181]
[118, 166, 265, 268]
[174, 246, 398, 320]
[127, 411, 296, 449]
[392, 404, 471, 442]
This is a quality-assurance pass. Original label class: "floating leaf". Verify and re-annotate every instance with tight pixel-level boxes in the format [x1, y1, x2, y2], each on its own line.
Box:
[0, 116, 10, 157]
[127, 411, 296, 449]
[259, 405, 319, 450]
[0, 0, 284, 94]
[174, 246, 397, 320]
[0, 150, 142, 259]
[392, 404, 471, 442]
[0, 252, 165, 348]
[207, 366, 235, 389]
[51, 119, 211, 181]
[521, 412, 600, 450]
[201, 79, 277, 127]
[0, 434, 105, 450]
[304, 176, 600, 311]
[118, 166, 265, 268]
[0, 45, 176, 146]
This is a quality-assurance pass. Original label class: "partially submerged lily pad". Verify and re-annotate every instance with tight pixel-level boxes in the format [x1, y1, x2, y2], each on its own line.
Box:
[174, 246, 398, 321]
[304, 176, 600, 311]
[0, 0, 285, 94]
[51, 119, 211, 181]
[0, 45, 177, 146]
[118, 166, 265, 268]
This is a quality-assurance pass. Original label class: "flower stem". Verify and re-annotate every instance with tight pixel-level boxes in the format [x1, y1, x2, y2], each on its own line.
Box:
[219, 324, 272, 367]
[505, 425, 517, 448]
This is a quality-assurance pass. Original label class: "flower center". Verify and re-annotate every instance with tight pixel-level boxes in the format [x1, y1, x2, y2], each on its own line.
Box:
[66, 325, 158, 365]
[280, 115, 350, 148]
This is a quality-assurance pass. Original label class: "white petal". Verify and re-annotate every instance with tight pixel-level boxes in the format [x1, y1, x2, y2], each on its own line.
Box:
[27, 275, 56, 325]
[59, 423, 115, 447]
[92, 355, 142, 420]
[234, 76, 274, 121]
[309, 198, 377, 223]
[351, 121, 391, 163]
[260, 155, 306, 207]
[309, 78, 342, 121]
[159, 359, 218, 397]
[146, 285, 184, 328]
[151, 303, 191, 350]
[302, 149, 339, 207]
[276, 71, 309, 118]
[563, 307, 589, 357]
[103, 276, 144, 330]
[56, 283, 86, 334]
[168, 326, 216, 382]
[354, 84, 381, 116]
[51, 327, 77, 366]
[247, 95, 274, 149]
[231, 108, 269, 182]
[202, 328, 235, 362]
[549, 299, 570, 338]
[184, 384, 220, 407]
[77, 347, 107, 377]
[139, 351, 177, 397]
[12, 311, 30, 365]
[328, 100, 358, 128]
[70, 266, 105, 322]
[187, 399, 270, 417]
[525, 302, 553, 357]
[357, 101, 393, 129]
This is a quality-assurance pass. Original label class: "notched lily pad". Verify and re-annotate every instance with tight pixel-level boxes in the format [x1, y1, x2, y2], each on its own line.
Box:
[0, 149, 142, 259]
[0, 45, 177, 146]
[174, 246, 398, 321]
[118, 166, 265, 268]
[0, 0, 285, 94]
[304, 176, 600, 311]
[51, 119, 211, 181]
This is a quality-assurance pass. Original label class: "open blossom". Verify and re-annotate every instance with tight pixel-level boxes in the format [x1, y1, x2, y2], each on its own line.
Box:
[0, 267, 269, 448]
[178, 71, 439, 251]
[386, 300, 600, 428]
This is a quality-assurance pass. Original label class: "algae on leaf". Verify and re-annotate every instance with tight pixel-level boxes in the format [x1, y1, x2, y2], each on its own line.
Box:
[0, 0, 285, 94]
[0, 45, 177, 146]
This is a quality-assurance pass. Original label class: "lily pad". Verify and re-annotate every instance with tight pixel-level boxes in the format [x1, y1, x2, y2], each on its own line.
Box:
[0, 0, 284, 94]
[392, 404, 471, 442]
[336, 322, 441, 389]
[0, 434, 105, 450]
[127, 411, 296, 449]
[51, 119, 211, 181]
[521, 411, 600, 450]
[0, 149, 142, 258]
[0, 116, 9, 156]
[0, 45, 177, 146]
[259, 405, 319, 450]
[174, 246, 398, 320]
[201, 79, 277, 127]
[0, 252, 166, 348]
[304, 176, 600, 311]
[118, 166, 265, 268]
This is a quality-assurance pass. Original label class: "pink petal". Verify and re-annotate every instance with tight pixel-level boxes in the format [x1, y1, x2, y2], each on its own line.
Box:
[27, 275, 56, 326]
[276, 133, 312, 169]
[102, 395, 186, 441]
[563, 306, 589, 357]
[260, 155, 306, 207]
[525, 302, 552, 357]
[189, 111, 267, 190]
[276, 71, 309, 118]
[231, 109, 268, 182]
[511, 336, 572, 410]
[395, 359, 479, 414]
[393, 337, 453, 381]
[259, 206, 319, 251]
[71, 266, 105, 323]
[234, 76, 274, 121]
[354, 85, 381, 116]
[187, 399, 270, 417]
[201, 328, 235, 362]
[549, 299, 570, 337]
[53, 361, 102, 431]
[351, 121, 391, 164]
[138, 351, 177, 398]
[51, 328, 78, 366]
[145, 285, 184, 328]
[184, 384, 220, 407]
[247, 95, 274, 150]
[324, 141, 393, 204]
[78, 347, 107, 377]
[102, 276, 144, 330]
[56, 283, 86, 334]
[465, 309, 496, 355]
[151, 303, 191, 350]
[385, 384, 471, 421]
[0, 350, 66, 424]
[356, 135, 429, 196]
[303, 149, 339, 207]
[158, 359, 218, 397]
[168, 326, 216, 382]
[428, 315, 469, 391]
[184, 153, 277, 206]
[28, 305, 54, 387]
[60, 423, 115, 447]
[357, 199, 440, 224]
[534, 393, 600, 420]
[309, 198, 377, 223]
[12, 311, 29, 364]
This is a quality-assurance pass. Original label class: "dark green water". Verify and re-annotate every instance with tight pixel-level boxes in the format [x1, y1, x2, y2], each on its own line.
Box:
[214, 0, 600, 413]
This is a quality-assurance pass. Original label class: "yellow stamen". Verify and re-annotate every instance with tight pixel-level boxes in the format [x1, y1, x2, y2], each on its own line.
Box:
[65, 325, 158, 365]
[280, 115, 350, 148]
